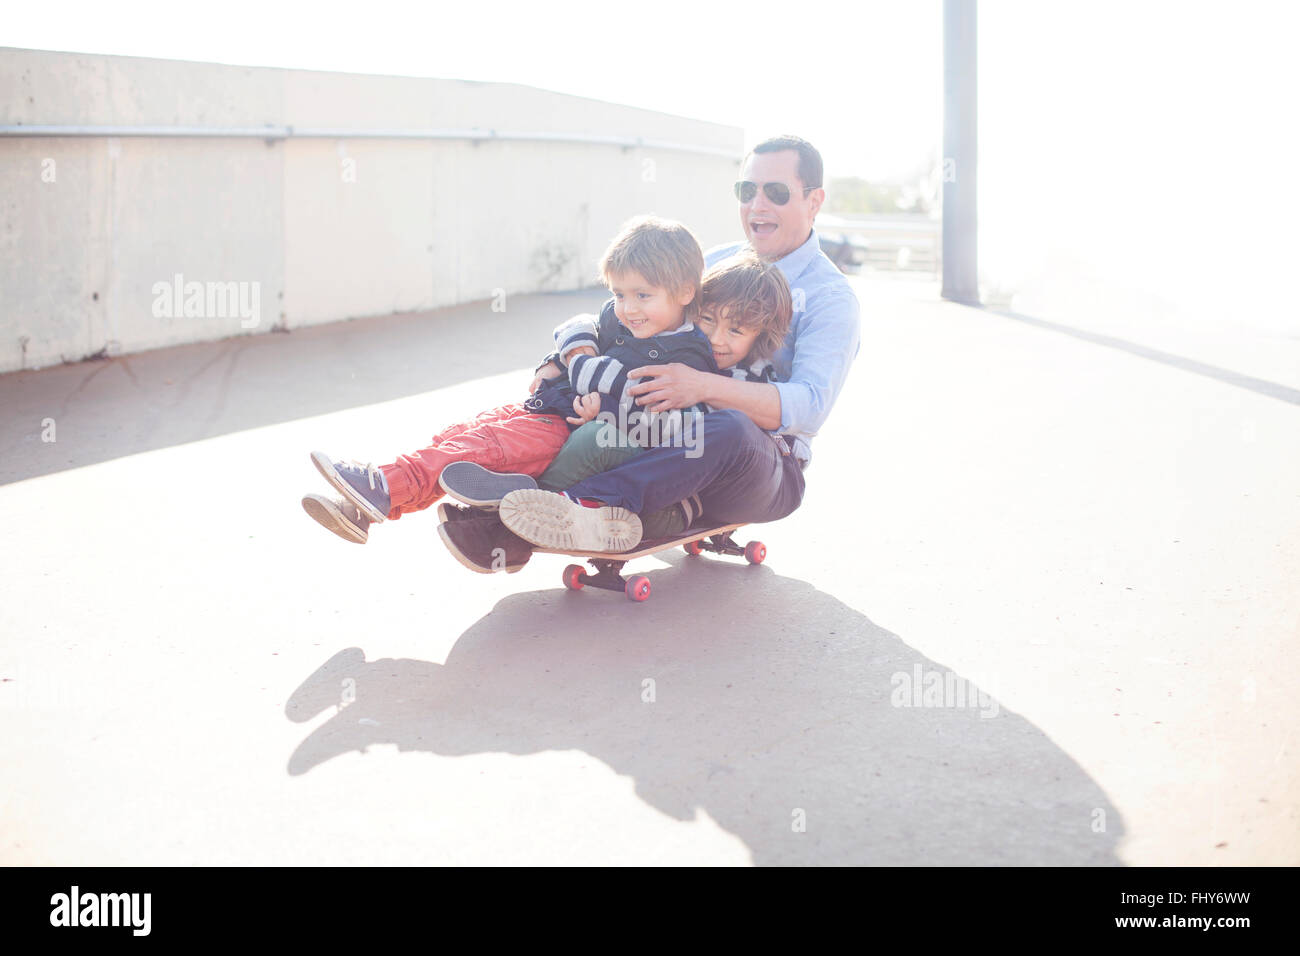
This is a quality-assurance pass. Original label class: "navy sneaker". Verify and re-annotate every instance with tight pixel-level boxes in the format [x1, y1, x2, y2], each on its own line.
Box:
[437, 513, 532, 573]
[311, 451, 391, 522]
[302, 493, 370, 544]
[438, 460, 538, 509]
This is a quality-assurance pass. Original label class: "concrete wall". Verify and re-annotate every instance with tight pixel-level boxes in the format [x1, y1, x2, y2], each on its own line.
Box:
[0, 47, 743, 372]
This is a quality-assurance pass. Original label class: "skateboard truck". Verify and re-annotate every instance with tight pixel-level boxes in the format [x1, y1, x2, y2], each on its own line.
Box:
[563, 559, 647, 601]
[687, 531, 767, 566]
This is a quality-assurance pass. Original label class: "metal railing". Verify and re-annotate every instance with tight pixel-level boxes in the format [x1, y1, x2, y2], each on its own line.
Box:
[0, 124, 739, 159]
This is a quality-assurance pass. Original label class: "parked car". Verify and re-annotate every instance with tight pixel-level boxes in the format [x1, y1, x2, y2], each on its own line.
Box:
[818, 232, 870, 274]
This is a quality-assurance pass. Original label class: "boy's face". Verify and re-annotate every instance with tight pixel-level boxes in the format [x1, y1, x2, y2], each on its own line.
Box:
[608, 270, 695, 338]
[698, 308, 762, 370]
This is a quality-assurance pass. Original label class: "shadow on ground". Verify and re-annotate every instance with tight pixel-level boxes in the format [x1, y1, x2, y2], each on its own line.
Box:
[285, 554, 1124, 865]
[980, 305, 1300, 406]
[0, 289, 608, 485]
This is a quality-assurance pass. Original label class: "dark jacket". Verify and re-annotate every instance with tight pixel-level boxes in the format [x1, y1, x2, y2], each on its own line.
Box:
[527, 298, 717, 425]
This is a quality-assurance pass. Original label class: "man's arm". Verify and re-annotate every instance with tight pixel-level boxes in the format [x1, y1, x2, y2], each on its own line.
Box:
[624, 364, 782, 429]
[699, 375, 783, 430]
[623, 365, 781, 429]
[769, 288, 860, 438]
[626, 288, 859, 435]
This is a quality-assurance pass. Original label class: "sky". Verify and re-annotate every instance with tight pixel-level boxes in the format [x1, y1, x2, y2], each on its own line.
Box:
[3, 0, 943, 182]
[977, 2, 1300, 328]
[7, 0, 1298, 325]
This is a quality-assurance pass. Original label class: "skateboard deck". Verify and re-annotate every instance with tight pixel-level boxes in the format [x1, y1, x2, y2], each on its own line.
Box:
[534, 523, 746, 560]
[535, 523, 767, 602]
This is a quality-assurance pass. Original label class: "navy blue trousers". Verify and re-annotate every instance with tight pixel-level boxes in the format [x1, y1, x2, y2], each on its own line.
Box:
[565, 409, 806, 525]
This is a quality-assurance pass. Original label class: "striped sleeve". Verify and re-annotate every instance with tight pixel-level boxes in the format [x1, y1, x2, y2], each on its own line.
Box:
[568, 352, 631, 401]
[729, 358, 778, 383]
[700, 360, 779, 413]
[571, 355, 696, 440]
[553, 314, 600, 365]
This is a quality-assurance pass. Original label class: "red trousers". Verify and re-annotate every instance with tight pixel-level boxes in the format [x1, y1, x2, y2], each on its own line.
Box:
[378, 403, 571, 520]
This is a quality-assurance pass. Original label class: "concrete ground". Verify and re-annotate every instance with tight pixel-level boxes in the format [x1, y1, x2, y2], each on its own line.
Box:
[1, 277, 1296, 865]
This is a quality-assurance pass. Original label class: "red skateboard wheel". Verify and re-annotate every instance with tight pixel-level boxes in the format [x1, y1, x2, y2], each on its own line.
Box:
[625, 574, 651, 602]
[562, 564, 585, 590]
[744, 541, 766, 565]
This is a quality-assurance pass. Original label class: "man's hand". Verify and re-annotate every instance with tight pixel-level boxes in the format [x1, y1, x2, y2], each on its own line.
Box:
[567, 391, 602, 426]
[528, 360, 564, 395]
[626, 363, 711, 413]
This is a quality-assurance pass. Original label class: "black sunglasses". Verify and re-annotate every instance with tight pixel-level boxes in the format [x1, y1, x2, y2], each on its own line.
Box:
[733, 180, 818, 205]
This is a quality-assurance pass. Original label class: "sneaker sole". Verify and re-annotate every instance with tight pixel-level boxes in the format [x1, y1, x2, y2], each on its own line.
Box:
[438, 461, 538, 509]
[302, 494, 368, 544]
[311, 451, 388, 523]
[436, 523, 526, 574]
[498, 489, 642, 553]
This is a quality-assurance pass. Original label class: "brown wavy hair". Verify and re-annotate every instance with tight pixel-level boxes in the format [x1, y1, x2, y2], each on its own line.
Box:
[700, 251, 793, 363]
[599, 216, 705, 316]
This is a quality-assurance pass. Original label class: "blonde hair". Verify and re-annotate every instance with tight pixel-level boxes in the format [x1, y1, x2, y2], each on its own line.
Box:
[700, 251, 793, 363]
[599, 216, 705, 314]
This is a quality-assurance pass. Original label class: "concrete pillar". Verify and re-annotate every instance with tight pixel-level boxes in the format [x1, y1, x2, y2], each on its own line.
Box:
[942, 0, 979, 304]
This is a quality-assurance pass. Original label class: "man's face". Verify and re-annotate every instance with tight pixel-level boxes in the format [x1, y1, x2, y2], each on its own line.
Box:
[738, 150, 824, 261]
[608, 270, 694, 338]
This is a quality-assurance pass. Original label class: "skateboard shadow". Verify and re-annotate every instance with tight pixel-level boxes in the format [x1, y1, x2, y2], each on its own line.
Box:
[284, 557, 1124, 865]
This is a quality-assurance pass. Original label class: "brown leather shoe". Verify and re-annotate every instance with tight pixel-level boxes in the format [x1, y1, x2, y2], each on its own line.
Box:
[436, 501, 485, 524]
[437, 513, 532, 574]
[302, 493, 370, 544]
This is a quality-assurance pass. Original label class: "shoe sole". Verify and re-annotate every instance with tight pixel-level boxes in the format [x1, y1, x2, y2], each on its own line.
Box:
[302, 493, 368, 544]
[311, 451, 387, 523]
[498, 489, 642, 553]
[436, 522, 526, 574]
[438, 461, 537, 509]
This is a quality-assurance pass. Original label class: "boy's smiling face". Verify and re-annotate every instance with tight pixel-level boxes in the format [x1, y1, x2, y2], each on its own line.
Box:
[698, 308, 761, 369]
[608, 270, 695, 338]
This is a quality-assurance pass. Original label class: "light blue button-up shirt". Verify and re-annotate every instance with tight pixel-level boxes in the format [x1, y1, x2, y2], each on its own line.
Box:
[706, 229, 861, 465]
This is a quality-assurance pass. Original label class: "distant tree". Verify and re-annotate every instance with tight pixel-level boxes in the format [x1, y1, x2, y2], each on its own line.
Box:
[825, 161, 942, 217]
[896, 160, 942, 215]
[824, 177, 904, 216]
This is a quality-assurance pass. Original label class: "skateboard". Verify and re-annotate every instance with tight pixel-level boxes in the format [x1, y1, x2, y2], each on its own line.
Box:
[535, 523, 767, 602]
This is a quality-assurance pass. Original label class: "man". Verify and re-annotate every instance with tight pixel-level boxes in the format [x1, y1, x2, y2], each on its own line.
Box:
[442, 134, 861, 566]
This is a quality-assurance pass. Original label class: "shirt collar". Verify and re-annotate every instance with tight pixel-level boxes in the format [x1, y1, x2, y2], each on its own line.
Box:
[771, 228, 822, 286]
